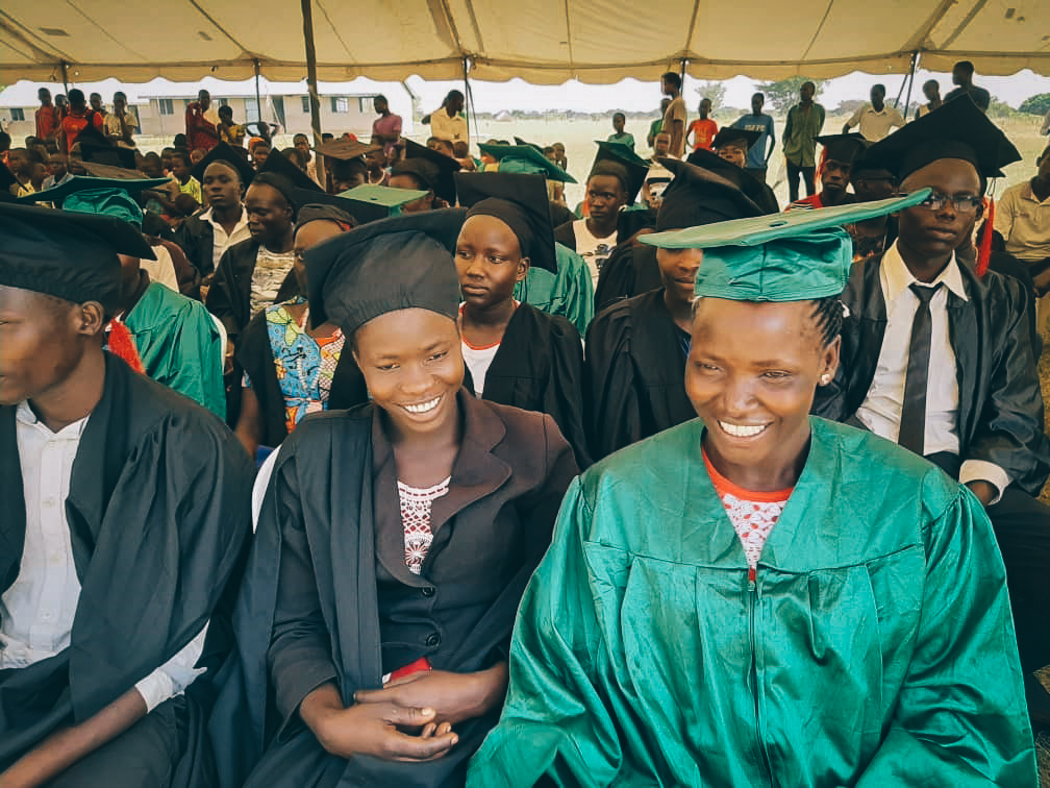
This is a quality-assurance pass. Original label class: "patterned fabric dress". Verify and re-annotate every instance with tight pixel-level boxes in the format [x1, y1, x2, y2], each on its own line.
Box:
[398, 477, 451, 574]
[243, 296, 345, 433]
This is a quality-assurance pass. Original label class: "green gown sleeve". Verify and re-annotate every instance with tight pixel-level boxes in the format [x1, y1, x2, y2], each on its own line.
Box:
[855, 486, 1037, 786]
[467, 477, 634, 787]
[515, 244, 595, 337]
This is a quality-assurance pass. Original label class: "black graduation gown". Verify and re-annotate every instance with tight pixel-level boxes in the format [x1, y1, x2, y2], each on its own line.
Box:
[812, 252, 1050, 496]
[584, 288, 696, 460]
[236, 308, 368, 449]
[205, 238, 299, 340]
[463, 303, 590, 468]
[208, 393, 577, 788]
[592, 242, 664, 314]
[553, 209, 654, 254]
[173, 212, 218, 277]
[0, 353, 253, 780]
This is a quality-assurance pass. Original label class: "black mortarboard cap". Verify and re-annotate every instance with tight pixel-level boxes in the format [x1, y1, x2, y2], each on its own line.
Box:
[191, 141, 256, 186]
[304, 208, 467, 333]
[712, 127, 763, 151]
[71, 123, 108, 149]
[455, 171, 558, 274]
[0, 201, 156, 309]
[258, 148, 324, 194]
[850, 146, 896, 181]
[395, 139, 461, 205]
[654, 158, 764, 232]
[0, 161, 17, 192]
[686, 147, 780, 214]
[80, 142, 137, 170]
[589, 141, 650, 204]
[814, 133, 870, 165]
[867, 95, 1021, 180]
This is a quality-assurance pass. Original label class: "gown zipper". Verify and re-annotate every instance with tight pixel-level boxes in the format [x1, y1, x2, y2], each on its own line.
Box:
[749, 566, 775, 786]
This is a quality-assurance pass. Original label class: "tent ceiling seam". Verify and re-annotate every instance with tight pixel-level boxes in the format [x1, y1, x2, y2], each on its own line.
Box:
[313, 0, 356, 63]
[0, 9, 72, 63]
[185, 0, 251, 55]
[939, 0, 988, 50]
[901, 0, 959, 53]
[461, 0, 486, 56]
[800, 0, 836, 62]
[62, 0, 150, 62]
[683, 0, 701, 58]
[435, 0, 465, 57]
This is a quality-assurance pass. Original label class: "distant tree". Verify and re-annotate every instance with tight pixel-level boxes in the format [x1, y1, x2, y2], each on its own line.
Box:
[987, 97, 1020, 119]
[835, 99, 868, 116]
[692, 82, 727, 113]
[755, 76, 823, 113]
[1019, 93, 1050, 116]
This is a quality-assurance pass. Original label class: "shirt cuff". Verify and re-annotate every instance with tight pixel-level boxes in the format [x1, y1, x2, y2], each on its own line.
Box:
[959, 460, 1012, 506]
[134, 623, 209, 714]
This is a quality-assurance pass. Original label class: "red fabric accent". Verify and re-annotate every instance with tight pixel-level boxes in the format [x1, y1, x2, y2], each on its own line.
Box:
[107, 321, 145, 374]
[977, 197, 994, 278]
[702, 449, 793, 504]
[815, 145, 828, 182]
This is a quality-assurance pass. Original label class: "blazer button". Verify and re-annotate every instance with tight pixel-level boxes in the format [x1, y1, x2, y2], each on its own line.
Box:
[421, 586, 435, 597]
[426, 632, 441, 647]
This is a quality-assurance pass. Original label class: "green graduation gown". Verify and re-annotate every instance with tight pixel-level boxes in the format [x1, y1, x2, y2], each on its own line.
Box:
[468, 417, 1036, 787]
[124, 280, 227, 419]
[515, 243, 595, 336]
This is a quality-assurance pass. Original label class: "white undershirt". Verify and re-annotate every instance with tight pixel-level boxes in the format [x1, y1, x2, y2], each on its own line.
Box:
[855, 242, 1011, 501]
[203, 205, 251, 271]
[572, 219, 618, 287]
[0, 401, 207, 712]
[462, 341, 500, 397]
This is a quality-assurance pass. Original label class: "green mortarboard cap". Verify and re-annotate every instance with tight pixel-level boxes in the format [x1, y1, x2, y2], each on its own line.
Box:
[191, 141, 256, 186]
[640, 190, 931, 301]
[61, 187, 153, 238]
[477, 144, 576, 183]
[814, 133, 870, 165]
[590, 140, 650, 204]
[712, 127, 763, 151]
[18, 174, 172, 206]
[513, 137, 546, 153]
[313, 138, 382, 160]
[291, 184, 427, 226]
[867, 96, 1020, 180]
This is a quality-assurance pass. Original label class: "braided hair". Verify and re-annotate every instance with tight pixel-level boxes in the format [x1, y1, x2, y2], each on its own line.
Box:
[811, 295, 845, 347]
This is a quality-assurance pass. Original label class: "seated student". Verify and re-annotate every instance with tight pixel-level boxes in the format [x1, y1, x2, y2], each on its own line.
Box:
[594, 148, 777, 314]
[455, 171, 590, 468]
[842, 147, 900, 263]
[711, 126, 762, 170]
[47, 183, 226, 418]
[585, 159, 764, 460]
[207, 211, 578, 788]
[175, 142, 255, 278]
[0, 203, 253, 787]
[235, 203, 365, 460]
[813, 97, 1050, 723]
[390, 139, 461, 212]
[787, 133, 867, 210]
[478, 143, 594, 335]
[206, 149, 324, 344]
[554, 142, 650, 288]
[468, 200, 1037, 787]
[170, 149, 202, 204]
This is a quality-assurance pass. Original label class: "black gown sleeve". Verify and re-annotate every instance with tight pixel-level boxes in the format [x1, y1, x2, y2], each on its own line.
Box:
[584, 302, 641, 461]
[544, 316, 592, 469]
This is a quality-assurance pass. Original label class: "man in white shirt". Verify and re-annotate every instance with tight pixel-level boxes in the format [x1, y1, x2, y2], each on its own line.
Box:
[427, 90, 469, 145]
[842, 84, 905, 141]
[814, 97, 1050, 722]
[0, 203, 253, 785]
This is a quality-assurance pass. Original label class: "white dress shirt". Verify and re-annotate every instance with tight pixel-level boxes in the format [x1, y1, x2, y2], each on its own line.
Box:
[845, 103, 906, 141]
[203, 205, 251, 271]
[0, 402, 207, 713]
[430, 110, 469, 144]
[855, 243, 1011, 501]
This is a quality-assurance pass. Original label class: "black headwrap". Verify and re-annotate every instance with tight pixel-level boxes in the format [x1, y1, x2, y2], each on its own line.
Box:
[251, 172, 299, 217]
[465, 198, 535, 260]
[295, 204, 357, 235]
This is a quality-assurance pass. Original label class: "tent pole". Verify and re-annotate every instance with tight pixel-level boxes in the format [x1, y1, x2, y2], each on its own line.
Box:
[253, 58, 262, 127]
[901, 51, 920, 121]
[463, 55, 475, 142]
[300, 0, 325, 189]
[61, 61, 70, 94]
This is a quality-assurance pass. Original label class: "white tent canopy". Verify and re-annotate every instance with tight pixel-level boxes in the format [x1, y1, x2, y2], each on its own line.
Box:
[2, 0, 1049, 85]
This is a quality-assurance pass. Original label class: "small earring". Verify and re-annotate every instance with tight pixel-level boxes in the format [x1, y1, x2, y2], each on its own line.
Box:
[820, 374, 831, 385]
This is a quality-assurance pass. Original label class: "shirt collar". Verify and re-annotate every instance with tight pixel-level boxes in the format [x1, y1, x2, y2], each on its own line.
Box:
[201, 204, 247, 228]
[882, 240, 968, 302]
[15, 400, 91, 437]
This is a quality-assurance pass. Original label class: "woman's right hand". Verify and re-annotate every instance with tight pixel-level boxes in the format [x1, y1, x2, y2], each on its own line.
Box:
[300, 684, 458, 762]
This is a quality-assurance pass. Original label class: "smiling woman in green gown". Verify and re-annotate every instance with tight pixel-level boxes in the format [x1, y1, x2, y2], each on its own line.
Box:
[467, 197, 1037, 787]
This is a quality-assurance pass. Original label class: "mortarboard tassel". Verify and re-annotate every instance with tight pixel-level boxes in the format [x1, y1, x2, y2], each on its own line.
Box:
[977, 196, 994, 278]
[106, 320, 145, 374]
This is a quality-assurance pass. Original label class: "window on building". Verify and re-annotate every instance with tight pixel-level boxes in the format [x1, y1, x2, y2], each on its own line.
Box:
[330, 96, 349, 114]
[244, 98, 260, 123]
[218, 97, 228, 107]
[301, 96, 310, 113]
[10, 108, 25, 122]
[359, 97, 373, 114]
[158, 98, 174, 115]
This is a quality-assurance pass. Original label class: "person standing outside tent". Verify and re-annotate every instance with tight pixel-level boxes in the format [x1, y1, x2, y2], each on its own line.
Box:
[661, 73, 688, 159]
[104, 91, 139, 149]
[944, 61, 991, 112]
[648, 99, 671, 150]
[186, 89, 221, 152]
[782, 81, 825, 202]
[686, 98, 718, 152]
[842, 84, 904, 142]
[915, 80, 942, 119]
[58, 89, 104, 156]
[371, 95, 403, 157]
[732, 92, 775, 182]
[607, 113, 635, 151]
[35, 87, 59, 143]
[427, 90, 469, 146]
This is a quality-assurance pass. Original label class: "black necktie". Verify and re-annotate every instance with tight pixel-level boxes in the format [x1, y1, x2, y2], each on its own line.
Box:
[898, 282, 942, 455]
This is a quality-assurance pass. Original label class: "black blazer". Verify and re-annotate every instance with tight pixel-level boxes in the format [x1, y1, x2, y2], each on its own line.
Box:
[205, 238, 299, 341]
[813, 252, 1050, 496]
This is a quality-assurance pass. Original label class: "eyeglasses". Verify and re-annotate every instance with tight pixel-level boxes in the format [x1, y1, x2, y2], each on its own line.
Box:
[898, 191, 983, 214]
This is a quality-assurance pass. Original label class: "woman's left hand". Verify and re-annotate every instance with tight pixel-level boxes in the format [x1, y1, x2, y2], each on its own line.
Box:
[354, 664, 508, 726]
